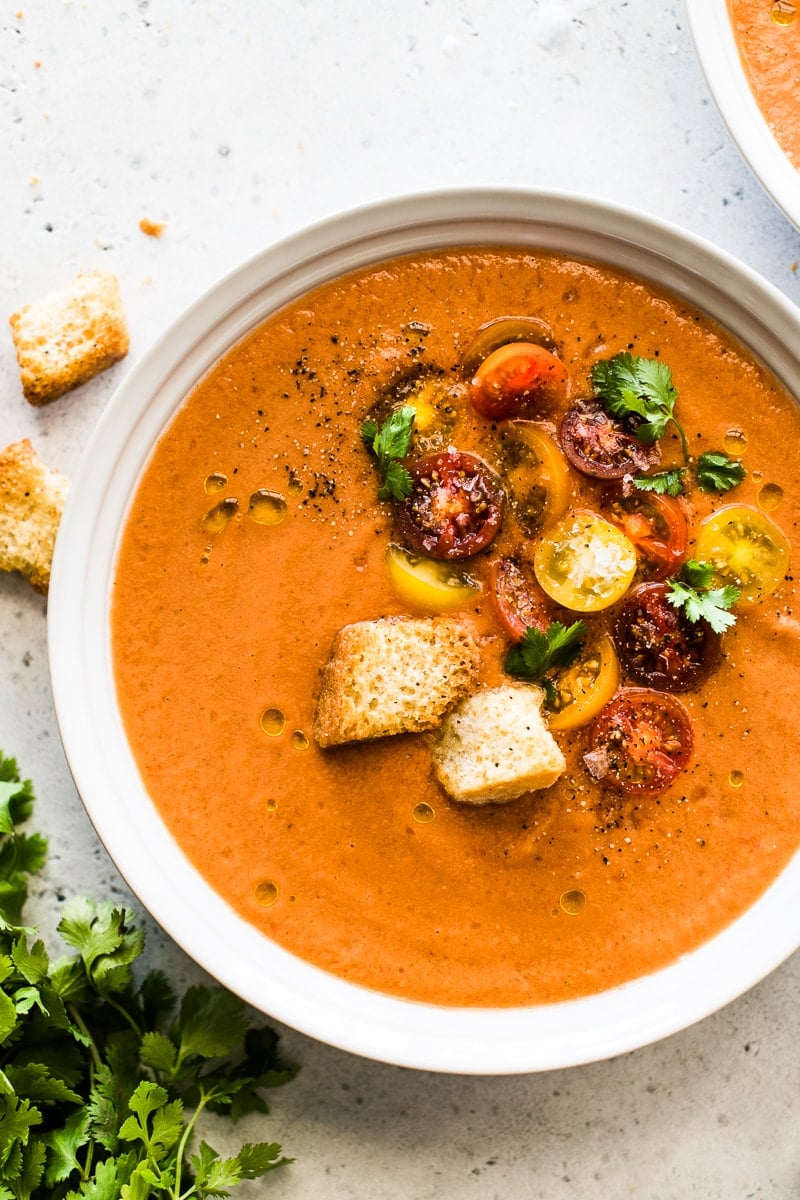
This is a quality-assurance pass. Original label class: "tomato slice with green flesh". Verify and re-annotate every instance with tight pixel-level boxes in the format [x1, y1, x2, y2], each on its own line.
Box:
[385, 544, 479, 613]
[488, 557, 551, 640]
[548, 633, 621, 732]
[585, 687, 694, 794]
[394, 448, 505, 561]
[602, 485, 688, 582]
[498, 421, 571, 534]
[560, 405, 660, 479]
[533, 510, 638, 613]
[694, 504, 791, 606]
[460, 315, 556, 379]
[469, 342, 570, 421]
[613, 582, 721, 693]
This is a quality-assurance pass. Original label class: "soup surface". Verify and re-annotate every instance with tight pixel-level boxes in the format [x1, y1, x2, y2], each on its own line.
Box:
[728, 0, 800, 165]
[112, 248, 800, 1007]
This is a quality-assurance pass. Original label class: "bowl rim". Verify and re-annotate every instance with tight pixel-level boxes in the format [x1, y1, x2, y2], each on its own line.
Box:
[48, 186, 800, 1074]
[686, 0, 800, 232]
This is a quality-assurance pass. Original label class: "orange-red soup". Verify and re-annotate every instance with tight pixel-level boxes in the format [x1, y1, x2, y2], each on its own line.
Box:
[728, 0, 800, 165]
[112, 249, 800, 1007]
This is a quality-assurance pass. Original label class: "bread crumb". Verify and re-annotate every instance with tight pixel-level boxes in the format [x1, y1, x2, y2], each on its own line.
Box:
[9, 270, 129, 405]
[0, 439, 69, 593]
[139, 217, 167, 238]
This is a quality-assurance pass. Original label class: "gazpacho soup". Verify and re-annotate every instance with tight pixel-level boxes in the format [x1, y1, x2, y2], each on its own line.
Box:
[112, 247, 800, 1007]
[728, 0, 800, 166]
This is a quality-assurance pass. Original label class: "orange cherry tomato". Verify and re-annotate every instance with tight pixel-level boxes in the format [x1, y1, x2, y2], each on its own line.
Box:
[470, 342, 570, 421]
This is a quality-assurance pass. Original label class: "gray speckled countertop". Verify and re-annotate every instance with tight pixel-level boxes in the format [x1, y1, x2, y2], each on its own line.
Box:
[2, 2, 800, 1196]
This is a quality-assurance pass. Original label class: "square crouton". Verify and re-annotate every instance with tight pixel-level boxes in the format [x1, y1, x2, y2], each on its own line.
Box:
[0, 439, 69, 593]
[432, 684, 566, 805]
[9, 271, 130, 405]
[313, 615, 480, 748]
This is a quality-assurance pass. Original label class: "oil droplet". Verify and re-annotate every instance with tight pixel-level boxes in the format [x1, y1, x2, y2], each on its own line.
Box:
[772, 0, 796, 25]
[202, 497, 239, 534]
[559, 889, 587, 916]
[247, 489, 288, 526]
[287, 474, 304, 496]
[204, 471, 227, 494]
[757, 482, 783, 512]
[723, 427, 748, 455]
[265, 798, 278, 813]
[260, 708, 285, 737]
[254, 880, 279, 907]
[290, 730, 309, 750]
[729, 769, 745, 788]
[412, 802, 436, 823]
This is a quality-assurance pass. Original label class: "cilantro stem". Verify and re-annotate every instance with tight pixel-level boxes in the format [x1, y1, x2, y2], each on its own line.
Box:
[68, 1001, 103, 1075]
[172, 1087, 212, 1199]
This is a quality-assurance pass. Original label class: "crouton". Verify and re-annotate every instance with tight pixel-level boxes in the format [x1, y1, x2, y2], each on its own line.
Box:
[0, 439, 69, 593]
[9, 271, 129, 405]
[313, 615, 480, 748]
[432, 684, 566, 805]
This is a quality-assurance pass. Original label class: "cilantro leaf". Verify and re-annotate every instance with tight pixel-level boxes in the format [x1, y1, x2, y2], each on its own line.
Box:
[696, 450, 746, 493]
[633, 468, 686, 497]
[591, 352, 689, 462]
[666, 560, 740, 634]
[504, 621, 587, 703]
[361, 406, 416, 501]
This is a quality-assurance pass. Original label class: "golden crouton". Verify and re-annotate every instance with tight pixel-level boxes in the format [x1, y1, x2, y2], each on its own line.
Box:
[9, 271, 129, 405]
[313, 615, 480, 748]
[432, 684, 566, 805]
[0, 439, 69, 593]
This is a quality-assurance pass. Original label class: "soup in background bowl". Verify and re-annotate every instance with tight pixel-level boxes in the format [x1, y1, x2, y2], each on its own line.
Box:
[49, 189, 800, 1074]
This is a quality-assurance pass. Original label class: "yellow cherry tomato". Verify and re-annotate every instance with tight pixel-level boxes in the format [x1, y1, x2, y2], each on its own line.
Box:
[534, 510, 637, 612]
[548, 633, 621, 732]
[498, 421, 571, 534]
[694, 504, 791, 606]
[385, 543, 479, 612]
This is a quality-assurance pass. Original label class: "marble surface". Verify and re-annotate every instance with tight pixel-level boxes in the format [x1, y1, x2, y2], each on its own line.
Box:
[2, 1, 800, 1196]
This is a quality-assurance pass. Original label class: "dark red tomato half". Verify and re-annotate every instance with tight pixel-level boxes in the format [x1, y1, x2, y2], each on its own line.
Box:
[585, 687, 694, 795]
[488, 557, 551, 640]
[560, 405, 660, 479]
[613, 582, 721, 692]
[469, 342, 570, 421]
[602, 486, 688, 581]
[394, 449, 505, 560]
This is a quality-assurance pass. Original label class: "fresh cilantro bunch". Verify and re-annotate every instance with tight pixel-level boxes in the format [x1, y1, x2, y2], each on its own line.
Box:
[666, 560, 740, 634]
[361, 406, 416, 501]
[504, 620, 587, 704]
[0, 753, 297, 1200]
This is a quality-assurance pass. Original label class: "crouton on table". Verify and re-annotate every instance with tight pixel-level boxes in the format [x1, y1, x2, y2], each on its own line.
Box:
[0, 439, 69, 593]
[313, 615, 480, 748]
[432, 684, 566, 805]
[9, 270, 129, 405]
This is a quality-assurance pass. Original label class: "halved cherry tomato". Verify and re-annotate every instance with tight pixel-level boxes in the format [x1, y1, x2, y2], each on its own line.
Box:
[498, 421, 571, 534]
[460, 315, 556, 379]
[613, 582, 721, 692]
[585, 687, 694, 794]
[533, 511, 637, 613]
[385, 544, 479, 612]
[602, 485, 688, 582]
[548, 633, 621, 732]
[469, 342, 570, 421]
[560, 404, 660, 479]
[394, 449, 505, 560]
[488, 557, 551, 640]
[694, 504, 791, 606]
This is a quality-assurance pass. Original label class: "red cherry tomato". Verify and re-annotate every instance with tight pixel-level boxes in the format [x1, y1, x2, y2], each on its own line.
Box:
[585, 687, 694, 795]
[395, 449, 505, 560]
[613, 582, 721, 693]
[469, 342, 570, 421]
[560, 405, 660, 479]
[488, 557, 551, 640]
[602, 486, 688, 581]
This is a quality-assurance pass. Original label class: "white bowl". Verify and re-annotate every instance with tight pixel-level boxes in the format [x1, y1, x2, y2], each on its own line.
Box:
[687, 0, 800, 231]
[48, 189, 800, 1074]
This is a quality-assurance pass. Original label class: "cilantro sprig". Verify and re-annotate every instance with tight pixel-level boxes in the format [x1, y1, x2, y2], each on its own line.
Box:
[0, 752, 297, 1199]
[666, 559, 740, 634]
[633, 468, 687, 498]
[504, 620, 587, 704]
[591, 352, 689, 463]
[695, 450, 746, 494]
[361, 406, 416, 501]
